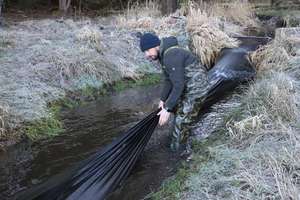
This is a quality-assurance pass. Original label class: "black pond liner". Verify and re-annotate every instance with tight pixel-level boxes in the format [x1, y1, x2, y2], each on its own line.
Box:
[203, 35, 272, 108]
[16, 109, 160, 200]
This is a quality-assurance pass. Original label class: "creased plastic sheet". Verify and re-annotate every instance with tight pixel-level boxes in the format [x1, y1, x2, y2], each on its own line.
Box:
[16, 109, 160, 200]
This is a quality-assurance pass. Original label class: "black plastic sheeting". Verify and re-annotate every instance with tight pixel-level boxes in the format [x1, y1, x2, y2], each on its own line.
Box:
[204, 47, 255, 106]
[16, 109, 160, 200]
[203, 36, 271, 108]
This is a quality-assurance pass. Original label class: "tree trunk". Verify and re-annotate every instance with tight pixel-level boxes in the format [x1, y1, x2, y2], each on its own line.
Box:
[59, 0, 71, 12]
[0, 0, 3, 16]
[161, 0, 178, 16]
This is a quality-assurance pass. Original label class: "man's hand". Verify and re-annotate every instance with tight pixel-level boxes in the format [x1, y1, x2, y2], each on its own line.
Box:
[157, 108, 171, 126]
[158, 100, 164, 109]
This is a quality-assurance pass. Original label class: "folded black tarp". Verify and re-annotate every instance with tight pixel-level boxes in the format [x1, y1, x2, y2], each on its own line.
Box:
[202, 36, 271, 107]
[16, 109, 160, 200]
[202, 47, 256, 108]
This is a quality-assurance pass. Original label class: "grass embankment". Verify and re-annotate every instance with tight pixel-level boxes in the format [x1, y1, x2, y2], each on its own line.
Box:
[151, 41, 300, 200]
[149, 130, 228, 200]
[151, 1, 300, 200]
[24, 73, 161, 140]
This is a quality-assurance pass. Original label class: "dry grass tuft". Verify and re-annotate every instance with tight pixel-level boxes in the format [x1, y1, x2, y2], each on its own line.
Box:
[213, 0, 257, 28]
[187, 2, 239, 68]
[0, 33, 14, 51]
[268, 150, 300, 200]
[226, 72, 298, 141]
[50, 48, 116, 86]
[116, 0, 161, 29]
[231, 136, 300, 200]
[186, 0, 261, 68]
[251, 28, 300, 72]
[250, 40, 290, 72]
[0, 104, 9, 138]
[75, 26, 102, 52]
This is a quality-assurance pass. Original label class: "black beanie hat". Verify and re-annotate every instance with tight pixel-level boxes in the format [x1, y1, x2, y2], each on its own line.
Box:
[140, 33, 160, 52]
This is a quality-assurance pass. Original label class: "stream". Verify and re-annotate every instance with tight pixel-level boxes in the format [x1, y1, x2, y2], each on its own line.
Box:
[0, 84, 180, 200]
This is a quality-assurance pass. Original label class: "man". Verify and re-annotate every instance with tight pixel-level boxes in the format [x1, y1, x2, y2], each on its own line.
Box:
[140, 33, 210, 151]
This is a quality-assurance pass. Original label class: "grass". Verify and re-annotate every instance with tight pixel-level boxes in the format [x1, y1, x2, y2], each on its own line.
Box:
[149, 165, 191, 200]
[152, 23, 300, 200]
[148, 130, 229, 200]
[24, 105, 64, 140]
[0, 104, 8, 139]
[186, 0, 261, 69]
[0, 39, 13, 49]
[75, 25, 102, 52]
[217, 35, 300, 199]
[0, 35, 13, 48]
[0, 34, 14, 56]
[24, 116, 64, 140]
[214, 0, 257, 27]
[116, 0, 161, 29]
[186, 1, 239, 69]
[0, 12, 165, 144]
[256, 8, 300, 18]
[153, 67, 300, 199]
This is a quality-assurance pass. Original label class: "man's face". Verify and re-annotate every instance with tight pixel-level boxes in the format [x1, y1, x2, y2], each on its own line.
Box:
[145, 47, 159, 61]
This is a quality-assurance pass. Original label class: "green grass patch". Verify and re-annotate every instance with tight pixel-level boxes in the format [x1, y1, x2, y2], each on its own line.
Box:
[24, 103, 64, 140]
[24, 114, 64, 140]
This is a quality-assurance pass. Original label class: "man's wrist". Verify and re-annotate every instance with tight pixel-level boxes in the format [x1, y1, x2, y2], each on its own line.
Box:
[164, 106, 172, 112]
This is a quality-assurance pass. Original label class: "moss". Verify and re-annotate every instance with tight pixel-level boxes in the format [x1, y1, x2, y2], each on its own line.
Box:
[24, 101, 65, 140]
[24, 114, 64, 140]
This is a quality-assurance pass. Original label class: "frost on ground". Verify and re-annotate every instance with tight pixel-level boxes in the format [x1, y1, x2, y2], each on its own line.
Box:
[0, 0, 260, 142]
[181, 28, 300, 200]
[0, 13, 187, 141]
